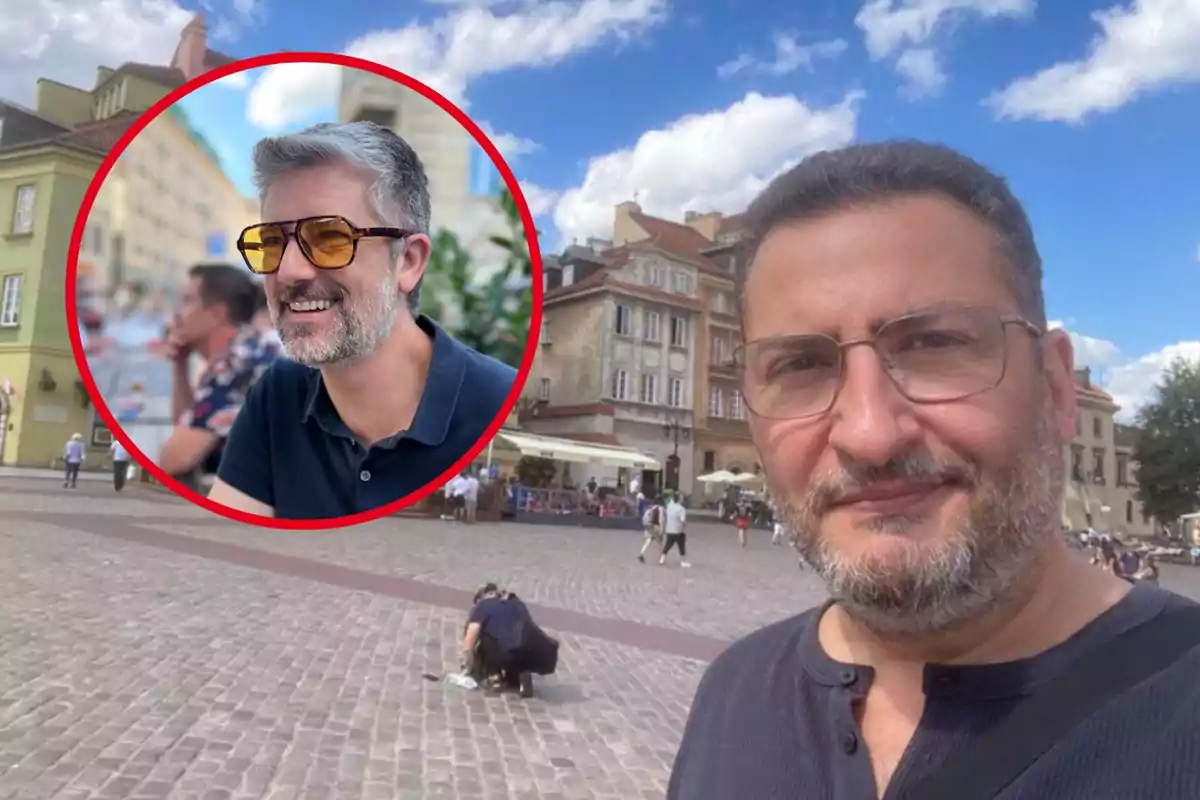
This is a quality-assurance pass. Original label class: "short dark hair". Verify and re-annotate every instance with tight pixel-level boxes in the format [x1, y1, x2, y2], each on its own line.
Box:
[740, 140, 1046, 327]
[188, 263, 258, 325]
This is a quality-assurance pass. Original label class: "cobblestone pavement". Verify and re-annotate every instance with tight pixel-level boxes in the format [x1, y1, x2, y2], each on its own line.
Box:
[3, 478, 1200, 800]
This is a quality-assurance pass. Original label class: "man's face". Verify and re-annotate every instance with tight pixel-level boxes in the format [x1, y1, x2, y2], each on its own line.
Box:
[172, 276, 222, 347]
[260, 164, 412, 367]
[742, 194, 1077, 635]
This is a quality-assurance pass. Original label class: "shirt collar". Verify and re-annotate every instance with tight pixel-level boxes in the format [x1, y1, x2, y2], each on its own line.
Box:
[301, 314, 467, 447]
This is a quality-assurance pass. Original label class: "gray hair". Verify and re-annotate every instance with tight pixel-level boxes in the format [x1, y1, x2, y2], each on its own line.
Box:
[251, 121, 431, 314]
[739, 140, 1046, 328]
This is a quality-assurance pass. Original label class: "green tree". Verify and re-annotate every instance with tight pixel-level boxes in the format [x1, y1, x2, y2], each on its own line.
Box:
[419, 187, 533, 367]
[1132, 357, 1200, 524]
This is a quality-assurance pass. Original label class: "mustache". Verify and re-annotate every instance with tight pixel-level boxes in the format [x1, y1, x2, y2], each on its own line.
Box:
[805, 456, 978, 516]
[275, 280, 344, 306]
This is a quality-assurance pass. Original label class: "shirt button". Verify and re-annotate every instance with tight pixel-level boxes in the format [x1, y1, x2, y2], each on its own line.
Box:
[839, 669, 857, 686]
[360, 470, 371, 482]
[841, 732, 858, 755]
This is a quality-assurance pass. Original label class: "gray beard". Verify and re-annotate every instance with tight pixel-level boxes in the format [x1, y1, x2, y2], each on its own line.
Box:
[274, 282, 400, 367]
[772, 408, 1065, 638]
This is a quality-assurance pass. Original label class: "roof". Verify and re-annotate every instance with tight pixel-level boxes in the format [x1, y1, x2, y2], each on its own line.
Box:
[60, 111, 141, 153]
[204, 49, 238, 70]
[107, 62, 188, 90]
[629, 210, 714, 259]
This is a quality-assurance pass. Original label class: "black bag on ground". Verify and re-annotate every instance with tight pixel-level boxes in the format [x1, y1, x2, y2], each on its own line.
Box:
[508, 593, 560, 675]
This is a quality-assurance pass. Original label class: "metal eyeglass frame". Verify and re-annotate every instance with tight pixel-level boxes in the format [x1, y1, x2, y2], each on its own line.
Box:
[732, 307, 1045, 420]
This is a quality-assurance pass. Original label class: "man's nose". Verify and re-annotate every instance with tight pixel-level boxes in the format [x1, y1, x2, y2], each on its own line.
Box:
[826, 345, 922, 466]
[274, 235, 317, 284]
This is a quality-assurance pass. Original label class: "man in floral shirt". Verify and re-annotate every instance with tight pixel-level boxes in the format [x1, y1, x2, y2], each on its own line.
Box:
[159, 265, 281, 487]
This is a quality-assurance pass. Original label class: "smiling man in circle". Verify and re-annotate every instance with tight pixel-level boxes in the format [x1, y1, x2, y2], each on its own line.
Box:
[208, 121, 516, 520]
[667, 142, 1200, 799]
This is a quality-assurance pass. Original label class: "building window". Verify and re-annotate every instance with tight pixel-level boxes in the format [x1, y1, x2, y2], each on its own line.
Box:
[671, 271, 694, 294]
[644, 310, 660, 341]
[1070, 445, 1084, 482]
[614, 305, 632, 336]
[611, 368, 628, 401]
[0, 274, 22, 326]
[1092, 448, 1105, 484]
[1126, 500, 1133, 524]
[11, 185, 36, 234]
[703, 450, 716, 472]
[1116, 453, 1129, 486]
[538, 378, 550, 401]
[1093, 416, 1102, 439]
[670, 315, 687, 347]
[731, 391, 745, 421]
[1075, 413, 1081, 436]
[668, 378, 684, 407]
[639, 373, 658, 403]
[709, 386, 724, 417]
[710, 334, 728, 365]
[647, 265, 662, 286]
[711, 291, 731, 314]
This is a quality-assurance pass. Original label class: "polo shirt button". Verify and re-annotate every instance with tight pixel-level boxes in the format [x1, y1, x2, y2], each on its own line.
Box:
[841, 732, 858, 755]
[360, 470, 371, 482]
[839, 669, 856, 686]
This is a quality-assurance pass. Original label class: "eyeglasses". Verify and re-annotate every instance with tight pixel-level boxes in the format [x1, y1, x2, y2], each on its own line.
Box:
[236, 215, 411, 275]
[734, 306, 1043, 420]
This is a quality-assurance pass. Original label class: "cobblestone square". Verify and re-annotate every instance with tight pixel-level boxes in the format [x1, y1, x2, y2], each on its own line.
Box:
[2, 477, 1198, 799]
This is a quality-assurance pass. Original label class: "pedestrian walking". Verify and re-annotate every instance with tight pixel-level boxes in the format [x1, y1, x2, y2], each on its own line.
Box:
[637, 495, 665, 563]
[62, 433, 85, 488]
[110, 438, 131, 491]
[659, 492, 691, 568]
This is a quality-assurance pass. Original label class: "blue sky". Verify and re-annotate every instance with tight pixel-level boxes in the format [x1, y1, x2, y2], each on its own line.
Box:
[8, 0, 1198, 417]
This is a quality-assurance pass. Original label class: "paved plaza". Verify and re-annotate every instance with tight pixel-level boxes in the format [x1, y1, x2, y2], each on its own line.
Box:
[2, 477, 1199, 800]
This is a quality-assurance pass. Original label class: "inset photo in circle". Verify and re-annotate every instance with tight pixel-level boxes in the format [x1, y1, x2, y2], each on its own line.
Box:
[69, 53, 541, 526]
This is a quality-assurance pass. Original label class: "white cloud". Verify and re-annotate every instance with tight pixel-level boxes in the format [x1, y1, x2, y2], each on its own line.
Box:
[988, 0, 1200, 123]
[479, 123, 540, 160]
[1049, 320, 1200, 422]
[246, 0, 667, 129]
[212, 70, 249, 89]
[895, 47, 946, 97]
[854, 0, 1034, 96]
[717, 32, 848, 78]
[0, 0, 193, 106]
[551, 90, 863, 246]
[518, 182, 559, 217]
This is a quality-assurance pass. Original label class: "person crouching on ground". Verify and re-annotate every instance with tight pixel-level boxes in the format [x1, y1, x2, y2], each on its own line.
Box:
[460, 583, 559, 698]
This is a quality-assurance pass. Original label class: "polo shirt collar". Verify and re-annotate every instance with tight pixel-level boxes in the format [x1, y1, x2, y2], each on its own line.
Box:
[301, 314, 467, 447]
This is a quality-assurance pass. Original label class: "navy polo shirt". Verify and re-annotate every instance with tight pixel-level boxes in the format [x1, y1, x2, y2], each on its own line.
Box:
[216, 316, 516, 519]
[668, 584, 1200, 800]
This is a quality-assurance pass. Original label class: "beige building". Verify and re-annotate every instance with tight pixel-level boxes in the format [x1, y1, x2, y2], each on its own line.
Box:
[523, 235, 701, 493]
[337, 72, 510, 271]
[32, 12, 253, 303]
[1063, 367, 1155, 536]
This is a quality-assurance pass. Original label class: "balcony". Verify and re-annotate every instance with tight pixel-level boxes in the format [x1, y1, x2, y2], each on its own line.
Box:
[707, 358, 739, 379]
[705, 416, 751, 440]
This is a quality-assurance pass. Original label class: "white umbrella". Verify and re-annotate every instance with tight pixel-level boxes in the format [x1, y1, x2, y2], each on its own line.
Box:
[697, 470, 739, 483]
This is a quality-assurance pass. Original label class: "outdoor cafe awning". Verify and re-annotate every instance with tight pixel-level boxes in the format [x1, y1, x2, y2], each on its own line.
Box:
[495, 431, 662, 471]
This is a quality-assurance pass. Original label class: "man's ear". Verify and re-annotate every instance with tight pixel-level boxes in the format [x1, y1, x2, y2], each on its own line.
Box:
[396, 233, 432, 295]
[1040, 327, 1077, 442]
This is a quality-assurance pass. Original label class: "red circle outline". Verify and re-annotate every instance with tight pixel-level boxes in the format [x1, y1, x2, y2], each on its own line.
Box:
[65, 51, 544, 530]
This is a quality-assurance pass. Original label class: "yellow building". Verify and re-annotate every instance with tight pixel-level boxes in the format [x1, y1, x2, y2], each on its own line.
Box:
[0, 11, 251, 467]
[0, 110, 137, 466]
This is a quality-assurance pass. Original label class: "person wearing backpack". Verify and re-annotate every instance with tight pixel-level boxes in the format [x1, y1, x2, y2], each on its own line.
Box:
[637, 494, 665, 563]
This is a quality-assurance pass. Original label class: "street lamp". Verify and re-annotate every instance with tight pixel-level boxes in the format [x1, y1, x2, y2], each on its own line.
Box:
[662, 418, 690, 491]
